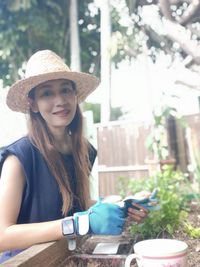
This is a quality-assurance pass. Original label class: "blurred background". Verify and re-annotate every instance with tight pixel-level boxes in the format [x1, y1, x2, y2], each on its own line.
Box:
[0, 0, 200, 199]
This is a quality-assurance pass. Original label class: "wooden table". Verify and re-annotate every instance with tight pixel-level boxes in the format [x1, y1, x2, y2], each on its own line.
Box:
[1, 238, 74, 267]
[1, 235, 134, 267]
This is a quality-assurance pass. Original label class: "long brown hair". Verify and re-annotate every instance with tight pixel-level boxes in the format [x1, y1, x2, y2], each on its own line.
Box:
[27, 105, 91, 215]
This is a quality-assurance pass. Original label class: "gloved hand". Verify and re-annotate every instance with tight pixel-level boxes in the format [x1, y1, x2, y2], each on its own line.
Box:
[123, 188, 160, 214]
[73, 200, 125, 236]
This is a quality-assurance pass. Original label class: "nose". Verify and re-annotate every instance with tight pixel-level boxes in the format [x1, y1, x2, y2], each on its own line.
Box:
[54, 92, 67, 106]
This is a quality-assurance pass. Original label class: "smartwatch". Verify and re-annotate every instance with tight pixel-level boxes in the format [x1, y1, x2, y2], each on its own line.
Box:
[61, 216, 75, 237]
[61, 216, 76, 251]
[61, 213, 90, 251]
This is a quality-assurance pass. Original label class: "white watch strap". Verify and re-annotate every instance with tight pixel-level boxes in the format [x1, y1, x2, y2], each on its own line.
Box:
[68, 239, 76, 251]
[76, 213, 90, 235]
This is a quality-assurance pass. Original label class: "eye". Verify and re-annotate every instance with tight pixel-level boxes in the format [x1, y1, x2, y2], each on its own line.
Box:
[40, 89, 53, 98]
[61, 87, 75, 95]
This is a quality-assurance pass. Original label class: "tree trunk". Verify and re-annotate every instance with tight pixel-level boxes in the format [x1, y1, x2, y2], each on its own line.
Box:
[100, 0, 111, 123]
[69, 0, 81, 71]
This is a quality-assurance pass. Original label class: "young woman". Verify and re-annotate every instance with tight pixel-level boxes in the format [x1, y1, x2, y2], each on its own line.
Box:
[0, 50, 148, 263]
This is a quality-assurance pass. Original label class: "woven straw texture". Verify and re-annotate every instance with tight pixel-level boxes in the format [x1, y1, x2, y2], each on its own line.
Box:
[7, 50, 100, 113]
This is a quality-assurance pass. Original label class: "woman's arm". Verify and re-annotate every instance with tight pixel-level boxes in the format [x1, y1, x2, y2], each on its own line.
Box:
[0, 155, 63, 252]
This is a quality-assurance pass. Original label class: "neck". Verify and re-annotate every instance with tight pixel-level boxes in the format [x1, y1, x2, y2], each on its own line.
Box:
[50, 127, 72, 154]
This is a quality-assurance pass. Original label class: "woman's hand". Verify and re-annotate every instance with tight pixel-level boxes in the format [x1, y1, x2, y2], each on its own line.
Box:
[126, 189, 158, 223]
[102, 189, 158, 225]
[127, 203, 148, 223]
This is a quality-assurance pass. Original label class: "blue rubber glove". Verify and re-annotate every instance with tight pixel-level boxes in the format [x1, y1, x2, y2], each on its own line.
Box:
[89, 201, 125, 235]
[74, 200, 125, 236]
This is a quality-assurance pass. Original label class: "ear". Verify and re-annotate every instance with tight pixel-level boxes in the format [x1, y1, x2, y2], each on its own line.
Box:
[28, 98, 39, 113]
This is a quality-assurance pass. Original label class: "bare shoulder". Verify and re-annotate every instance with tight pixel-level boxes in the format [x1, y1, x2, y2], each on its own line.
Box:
[1, 154, 25, 186]
[0, 155, 26, 229]
[2, 154, 23, 170]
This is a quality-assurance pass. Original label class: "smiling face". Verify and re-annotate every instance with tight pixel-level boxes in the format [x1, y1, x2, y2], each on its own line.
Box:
[30, 79, 77, 135]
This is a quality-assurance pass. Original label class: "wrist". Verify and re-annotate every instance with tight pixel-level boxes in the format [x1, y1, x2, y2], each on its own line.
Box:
[61, 217, 77, 251]
[61, 212, 90, 237]
[61, 216, 76, 237]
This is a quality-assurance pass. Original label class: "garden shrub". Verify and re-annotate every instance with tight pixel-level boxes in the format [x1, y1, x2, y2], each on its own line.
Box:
[118, 165, 189, 239]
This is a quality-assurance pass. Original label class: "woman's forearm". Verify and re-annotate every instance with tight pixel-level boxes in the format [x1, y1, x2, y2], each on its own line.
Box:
[0, 219, 63, 252]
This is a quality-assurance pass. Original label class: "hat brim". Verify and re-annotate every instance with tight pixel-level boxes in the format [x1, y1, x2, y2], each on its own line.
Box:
[6, 71, 100, 113]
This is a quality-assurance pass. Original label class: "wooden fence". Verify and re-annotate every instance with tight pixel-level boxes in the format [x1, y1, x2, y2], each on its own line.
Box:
[96, 114, 200, 197]
[96, 120, 153, 197]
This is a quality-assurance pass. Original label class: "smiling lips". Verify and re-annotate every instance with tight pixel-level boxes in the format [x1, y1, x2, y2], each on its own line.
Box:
[53, 109, 70, 117]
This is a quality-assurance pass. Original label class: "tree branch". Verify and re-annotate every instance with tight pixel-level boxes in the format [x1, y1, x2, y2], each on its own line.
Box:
[175, 80, 200, 90]
[187, 23, 200, 38]
[177, 0, 200, 25]
[169, 0, 191, 5]
[159, 0, 174, 21]
[163, 19, 200, 64]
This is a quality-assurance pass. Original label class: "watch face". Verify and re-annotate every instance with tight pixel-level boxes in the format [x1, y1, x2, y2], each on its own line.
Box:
[62, 218, 74, 235]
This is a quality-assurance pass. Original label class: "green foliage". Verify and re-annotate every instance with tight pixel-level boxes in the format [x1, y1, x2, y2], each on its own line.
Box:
[118, 166, 189, 239]
[146, 94, 186, 161]
[184, 222, 200, 238]
[147, 107, 173, 160]
[183, 147, 200, 203]
[83, 102, 100, 123]
[117, 94, 198, 240]
[191, 155, 200, 198]
[180, 155, 200, 238]
[83, 102, 124, 123]
[117, 176, 130, 198]
[0, 0, 145, 88]
[110, 106, 124, 121]
[110, 6, 141, 67]
[120, 164, 200, 240]
[0, 0, 142, 87]
[79, 1, 100, 76]
[0, 0, 100, 86]
[118, 176, 147, 199]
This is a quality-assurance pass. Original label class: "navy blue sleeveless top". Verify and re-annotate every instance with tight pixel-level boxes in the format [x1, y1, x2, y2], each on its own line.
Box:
[0, 136, 96, 263]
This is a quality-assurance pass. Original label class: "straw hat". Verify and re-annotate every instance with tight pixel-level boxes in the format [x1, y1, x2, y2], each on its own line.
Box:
[6, 50, 100, 113]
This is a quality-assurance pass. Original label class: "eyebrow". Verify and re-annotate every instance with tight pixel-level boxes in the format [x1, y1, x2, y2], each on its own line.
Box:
[37, 81, 72, 90]
[60, 81, 72, 86]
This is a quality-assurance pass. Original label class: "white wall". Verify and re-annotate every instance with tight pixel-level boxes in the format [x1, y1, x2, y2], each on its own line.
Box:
[0, 88, 27, 147]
